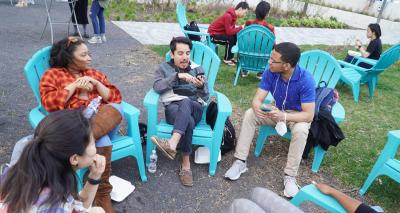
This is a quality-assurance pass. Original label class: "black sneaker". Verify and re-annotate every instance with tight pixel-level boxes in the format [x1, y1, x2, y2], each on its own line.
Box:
[241, 70, 249, 77]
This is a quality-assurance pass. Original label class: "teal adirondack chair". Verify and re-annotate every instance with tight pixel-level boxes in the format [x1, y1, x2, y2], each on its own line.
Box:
[232, 24, 275, 86]
[23, 46, 148, 188]
[291, 184, 347, 213]
[144, 41, 232, 176]
[255, 50, 346, 173]
[338, 44, 400, 102]
[176, 1, 216, 51]
[359, 130, 400, 195]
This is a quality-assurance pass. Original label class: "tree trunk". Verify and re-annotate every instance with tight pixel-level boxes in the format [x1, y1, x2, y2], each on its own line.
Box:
[302, 1, 309, 17]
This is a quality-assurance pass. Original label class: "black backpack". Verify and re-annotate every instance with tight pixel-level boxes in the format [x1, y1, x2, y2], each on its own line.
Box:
[184, 21, 201, 41]
[206, 101, 236, 155]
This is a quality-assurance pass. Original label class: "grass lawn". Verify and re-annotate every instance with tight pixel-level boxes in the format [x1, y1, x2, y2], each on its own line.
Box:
[148, 44, 400, 212]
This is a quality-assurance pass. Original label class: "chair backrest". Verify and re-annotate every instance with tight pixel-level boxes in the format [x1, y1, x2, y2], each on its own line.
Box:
[165, 41, 221, 94]
[299, 50, 342, 89]
[24, 46, 52, 105]
[372, 43, 400, 73]
[236, 25, 275, 72]
[176, 1, 189, 36]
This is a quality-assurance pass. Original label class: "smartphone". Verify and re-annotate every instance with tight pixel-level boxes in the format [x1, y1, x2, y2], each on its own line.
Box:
[196, 73, 205, 79]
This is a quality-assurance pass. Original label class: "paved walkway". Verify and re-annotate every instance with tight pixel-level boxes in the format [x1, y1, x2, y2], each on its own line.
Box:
[113, 21, 399, 46]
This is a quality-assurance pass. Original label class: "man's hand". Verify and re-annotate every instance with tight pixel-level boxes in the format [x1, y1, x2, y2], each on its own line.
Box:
[88, 154, 106, 180]
[193, 75, 205, 88]
[252, 103, 271, 119]
[269, 109, 286, 122]
[178, 73, 196, 83]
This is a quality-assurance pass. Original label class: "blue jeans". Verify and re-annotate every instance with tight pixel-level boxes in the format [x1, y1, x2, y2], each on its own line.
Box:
[96, 103, 123, 147]
[90, 0, 105, 35]
[165, 99, 203, 155]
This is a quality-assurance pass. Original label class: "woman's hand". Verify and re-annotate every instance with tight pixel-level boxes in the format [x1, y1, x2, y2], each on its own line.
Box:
[87, 154, 105, 180]
[355, 39, 362, 48]
[74, 77, 94, 91]
[314, 182, 335, 195]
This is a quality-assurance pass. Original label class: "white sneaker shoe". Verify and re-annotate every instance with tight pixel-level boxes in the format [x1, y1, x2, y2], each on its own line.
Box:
[283, 175, 300, 198]
[224, 159, 248, 180]
[101, 34, 107, 42]
[88, 36, 102, 44]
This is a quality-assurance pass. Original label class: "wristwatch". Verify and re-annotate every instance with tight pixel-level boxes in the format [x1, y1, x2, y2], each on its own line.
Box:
[87, 177, 102, 185]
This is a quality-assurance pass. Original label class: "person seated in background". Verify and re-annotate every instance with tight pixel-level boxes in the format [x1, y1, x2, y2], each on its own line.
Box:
[344, 23, 382, 69]
[243, 0, 275, 79]
[150, 37, 209, 187]
[40, 37, 123, 212]
[1, 109, 105, 213]
[224, 42, 316, 198]
[208, 1, 249, 66]
[229, 183, 380, 213]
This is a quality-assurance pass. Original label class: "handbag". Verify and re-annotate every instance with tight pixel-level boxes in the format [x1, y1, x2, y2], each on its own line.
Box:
[91, 105, 122, 140]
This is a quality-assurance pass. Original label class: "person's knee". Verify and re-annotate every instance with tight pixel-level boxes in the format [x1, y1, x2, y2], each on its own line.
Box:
[229, 198, 265, 213]
[178, 99, 192, 114]
[243, 108, 256, 122]
[90, 207, 105, 213]
[109, 103, 124, 118]
[291, 122, 310, 139]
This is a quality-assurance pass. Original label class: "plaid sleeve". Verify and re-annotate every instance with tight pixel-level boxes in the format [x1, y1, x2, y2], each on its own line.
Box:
[40, 70, 70, 112]
[92, 70, 122, 104]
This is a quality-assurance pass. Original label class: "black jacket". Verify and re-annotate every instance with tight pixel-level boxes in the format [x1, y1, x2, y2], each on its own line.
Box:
[303, 108, 345, 159]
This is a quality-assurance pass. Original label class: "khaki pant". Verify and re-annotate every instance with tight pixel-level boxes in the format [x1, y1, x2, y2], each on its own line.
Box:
[234, 108, 311, 177]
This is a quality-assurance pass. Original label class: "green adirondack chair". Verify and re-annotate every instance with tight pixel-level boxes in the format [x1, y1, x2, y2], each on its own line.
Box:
[232, 24, 275, 86]
[176, 1, 216, 51]
[23, 46, 148, 189]
[338, 43, 400, 102]
[144, 41, 232, 176]
[360, 130, 400, 195]
[255, 50, 345, 173]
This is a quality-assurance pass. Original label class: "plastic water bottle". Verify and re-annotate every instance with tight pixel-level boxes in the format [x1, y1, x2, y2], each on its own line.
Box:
[83, 96, 102, 119]
[148, 149, 158, 173]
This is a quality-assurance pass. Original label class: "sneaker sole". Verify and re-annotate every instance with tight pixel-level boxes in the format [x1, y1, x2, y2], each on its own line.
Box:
[283, 190, 295, 198]
[224, 167, 248, 180]
[150, 136, 174, 160]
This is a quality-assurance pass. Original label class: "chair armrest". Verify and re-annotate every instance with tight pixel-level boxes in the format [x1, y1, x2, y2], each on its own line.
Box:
[144, 89, 160, 112]
[337, 60, 368, 72]
[120, 101, 140, 137]
[28, 105, 47, 128]
[143, 89, 160, 137]
[215, 92, 232, 117]
[352, 56, 378, 67]
[332, 102, 345, 124]
[198, 25, 208, 30]
[291, 184, 347, 212]
[182, 30, 211, 37]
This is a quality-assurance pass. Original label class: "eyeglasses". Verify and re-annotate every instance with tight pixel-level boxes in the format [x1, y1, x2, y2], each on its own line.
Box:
[268, 58, 284, 64]
[67, 36, 79, 47]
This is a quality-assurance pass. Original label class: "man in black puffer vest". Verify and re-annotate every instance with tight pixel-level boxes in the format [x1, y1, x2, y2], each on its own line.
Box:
[151, 37, 209, 187]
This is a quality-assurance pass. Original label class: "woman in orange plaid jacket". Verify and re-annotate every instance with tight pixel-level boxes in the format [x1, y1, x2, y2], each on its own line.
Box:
[39, 37, 122, 213]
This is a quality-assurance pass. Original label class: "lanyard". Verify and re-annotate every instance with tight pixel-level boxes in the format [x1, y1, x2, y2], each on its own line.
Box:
[272, 74, 292, 111]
